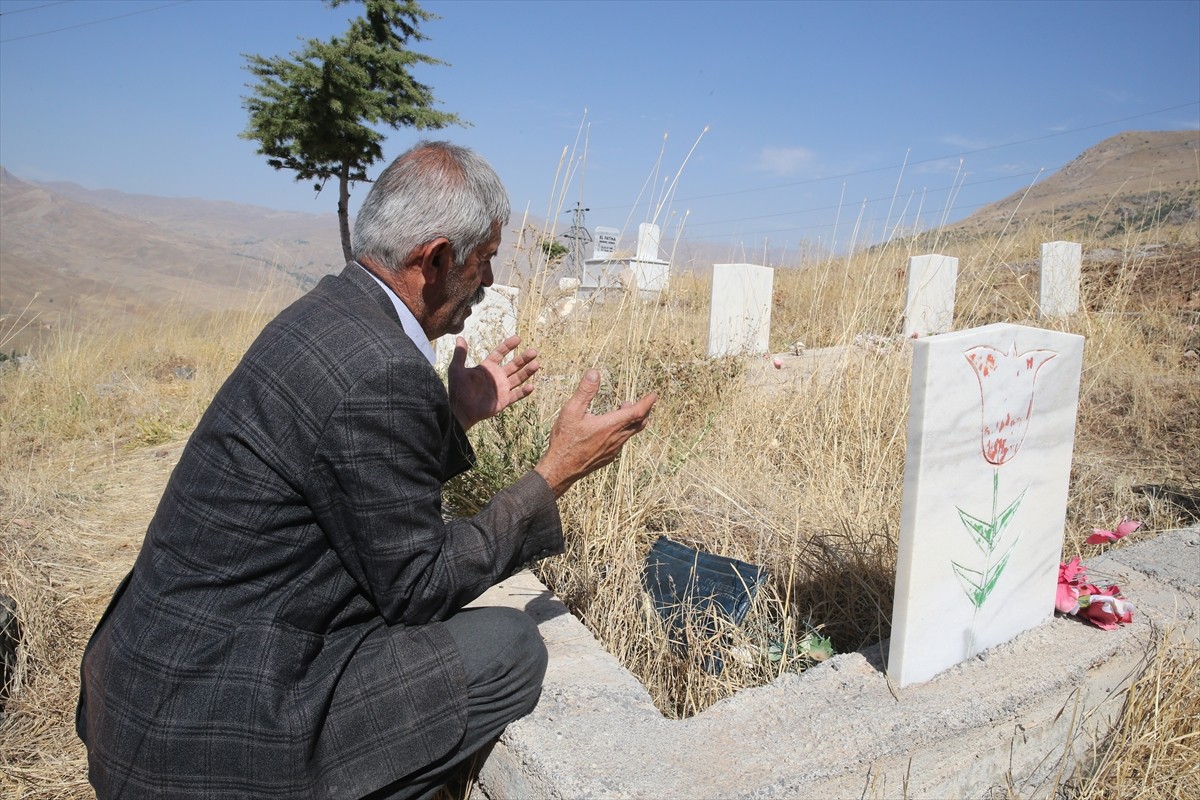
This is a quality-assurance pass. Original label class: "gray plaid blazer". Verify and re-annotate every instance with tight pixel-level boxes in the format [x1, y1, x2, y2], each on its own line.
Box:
[77, 264, 564, 798]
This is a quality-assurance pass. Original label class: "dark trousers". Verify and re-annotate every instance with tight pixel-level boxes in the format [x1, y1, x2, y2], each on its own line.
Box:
[364, 606, 548, 800]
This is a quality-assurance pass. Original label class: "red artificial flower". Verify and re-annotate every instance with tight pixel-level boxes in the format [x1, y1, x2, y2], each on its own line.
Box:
[1077, 584, 1135, 630]
[1085, 518, 1142, 545]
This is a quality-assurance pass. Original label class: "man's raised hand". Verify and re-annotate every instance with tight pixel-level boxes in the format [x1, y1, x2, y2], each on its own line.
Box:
[535, 369, 657, 498]
[448, 335, 540, 431]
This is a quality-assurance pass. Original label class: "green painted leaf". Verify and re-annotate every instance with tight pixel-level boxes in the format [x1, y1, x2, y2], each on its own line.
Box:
[980, 540, 1020, 598]
[994, 487, 1029, 536]
[951, 561, 987, 608]
[957, 507, 996, 552]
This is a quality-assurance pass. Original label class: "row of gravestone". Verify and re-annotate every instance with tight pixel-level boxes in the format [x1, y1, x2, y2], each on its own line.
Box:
[709, 241, 1083, 357]
[439, 241, 1084, 364]
[709, 244, 1087, 685]
[440, 243, 1088, 687]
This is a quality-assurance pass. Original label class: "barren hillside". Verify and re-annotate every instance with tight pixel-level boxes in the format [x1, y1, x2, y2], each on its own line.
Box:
[953, 130, 1199, 238]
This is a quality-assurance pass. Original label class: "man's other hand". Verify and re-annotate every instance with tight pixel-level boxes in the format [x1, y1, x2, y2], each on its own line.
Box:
[535, 369, 657, 498]
[448, 335, 540, 431]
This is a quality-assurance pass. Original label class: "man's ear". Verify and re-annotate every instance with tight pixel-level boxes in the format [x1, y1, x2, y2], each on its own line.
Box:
[417, 237, 454, 285]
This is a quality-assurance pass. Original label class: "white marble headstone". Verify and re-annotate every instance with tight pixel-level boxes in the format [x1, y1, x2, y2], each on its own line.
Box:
[904, 254, 958, 337]
[636, 223, 661, 261]
[707, 263, 773, 357]
[1038, 241, 1082, 318]
[888, 322, 1084, 687]
[434, 284, 520, 371]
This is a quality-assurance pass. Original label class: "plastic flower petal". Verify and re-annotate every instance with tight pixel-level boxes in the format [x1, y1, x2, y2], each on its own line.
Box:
[1055, 557, 1087, 614]
[1056, 580, 1081, 615]
[1060, 556, 1086, 584]
[1085, 518, 1142, 545]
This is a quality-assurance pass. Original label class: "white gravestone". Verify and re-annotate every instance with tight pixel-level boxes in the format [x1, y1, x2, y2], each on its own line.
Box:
[435, 285, 520, 372]
[889, 322, 1084, 687]
[904, 254, 958, 337]
[635, 223, 661, 261]
[1038, 241, 1082, 318]
[631, 223, 670, 299]
[707, 263, 773, 357]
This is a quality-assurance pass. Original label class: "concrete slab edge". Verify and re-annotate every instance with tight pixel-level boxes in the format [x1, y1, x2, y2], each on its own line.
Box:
[475, 527, 1200, 799]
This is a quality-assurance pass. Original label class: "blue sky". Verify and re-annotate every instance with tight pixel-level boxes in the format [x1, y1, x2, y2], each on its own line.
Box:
[1, 0, 1197, 256]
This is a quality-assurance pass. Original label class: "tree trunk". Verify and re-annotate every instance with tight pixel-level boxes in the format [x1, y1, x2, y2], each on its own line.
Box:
[337, 161, 353, 263]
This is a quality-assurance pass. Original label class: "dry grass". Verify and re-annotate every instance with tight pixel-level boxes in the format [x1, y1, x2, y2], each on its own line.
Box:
[1, 220, 1197, 797]
[0, 293, 291, 798]
[1063, 631, 1200, 800]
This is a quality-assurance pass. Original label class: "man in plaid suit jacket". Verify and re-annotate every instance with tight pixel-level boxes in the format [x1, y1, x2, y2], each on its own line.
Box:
[76, 142, 657, 799]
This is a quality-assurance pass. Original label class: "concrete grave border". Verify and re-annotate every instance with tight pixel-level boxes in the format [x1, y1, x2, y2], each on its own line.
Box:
[474, 527, 1200, 799]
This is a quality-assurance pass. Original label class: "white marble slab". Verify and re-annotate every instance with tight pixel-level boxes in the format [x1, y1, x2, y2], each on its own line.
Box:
[707, 263, 773, 357]
[904, 254, 958, 337]
[630, 259, 670, 298]
[1039, 241, 1082, 318]
[434, 284, 520, 371]
[889, 322, 1085, 687]
[636, 223, 661, 261]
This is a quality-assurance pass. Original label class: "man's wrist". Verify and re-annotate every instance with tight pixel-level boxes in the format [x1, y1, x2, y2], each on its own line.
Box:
[533, 461, 570, 499]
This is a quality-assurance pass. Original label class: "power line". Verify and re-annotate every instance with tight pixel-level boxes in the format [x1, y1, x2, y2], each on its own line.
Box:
[584, 101, 1200, 214]
[0, 0, 190, 43]
[0, 1, 74, 17]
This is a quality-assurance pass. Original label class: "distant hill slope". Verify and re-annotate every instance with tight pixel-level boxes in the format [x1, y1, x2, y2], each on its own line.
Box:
[0, 168, 345, 343]
[952, 130, 1199, 238]
[0, 170, 544, 348]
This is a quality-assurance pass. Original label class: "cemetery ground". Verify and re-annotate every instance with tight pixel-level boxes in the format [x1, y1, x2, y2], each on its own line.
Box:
[1, 227, 1197, 798]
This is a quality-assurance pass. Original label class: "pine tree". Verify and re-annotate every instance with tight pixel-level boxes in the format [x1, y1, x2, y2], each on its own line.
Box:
[241, 0, 465, 262]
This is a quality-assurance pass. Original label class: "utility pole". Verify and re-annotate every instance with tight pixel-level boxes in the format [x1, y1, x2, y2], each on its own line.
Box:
[560, 202, 592, 281]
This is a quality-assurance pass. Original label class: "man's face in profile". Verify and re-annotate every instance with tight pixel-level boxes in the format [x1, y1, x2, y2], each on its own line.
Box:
[441, 227, 500, 335]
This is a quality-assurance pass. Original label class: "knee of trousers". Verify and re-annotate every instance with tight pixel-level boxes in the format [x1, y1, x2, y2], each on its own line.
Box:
[452, 607, 548, 718]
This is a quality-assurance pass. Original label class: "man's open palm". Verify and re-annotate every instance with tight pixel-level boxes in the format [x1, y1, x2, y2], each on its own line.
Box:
[448, 335, 540, 430]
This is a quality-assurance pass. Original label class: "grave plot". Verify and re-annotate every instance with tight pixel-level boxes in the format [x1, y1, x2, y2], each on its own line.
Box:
[472, 527, 1199, 799]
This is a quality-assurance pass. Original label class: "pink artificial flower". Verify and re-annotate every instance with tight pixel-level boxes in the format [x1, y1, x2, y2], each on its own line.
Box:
[1056, 557, 1087, 614]
[1077, 585, 1135, 630]
[964, 344, 1058, 466]
[1086, 518, 1142, 545]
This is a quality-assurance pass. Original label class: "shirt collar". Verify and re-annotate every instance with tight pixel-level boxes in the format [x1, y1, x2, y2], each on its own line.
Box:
[355, 261, 436, 365]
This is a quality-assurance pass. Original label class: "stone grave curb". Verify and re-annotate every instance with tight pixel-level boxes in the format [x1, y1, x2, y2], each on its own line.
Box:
[473, 527, 1200, 799]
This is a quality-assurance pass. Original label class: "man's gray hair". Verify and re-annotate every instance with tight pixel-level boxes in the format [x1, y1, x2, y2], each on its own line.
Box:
[353, 141, 510, 272]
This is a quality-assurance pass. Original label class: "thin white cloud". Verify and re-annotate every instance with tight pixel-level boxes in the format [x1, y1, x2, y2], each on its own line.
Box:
[938, 134, 995, 152]
[754, 146, 815, 176]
